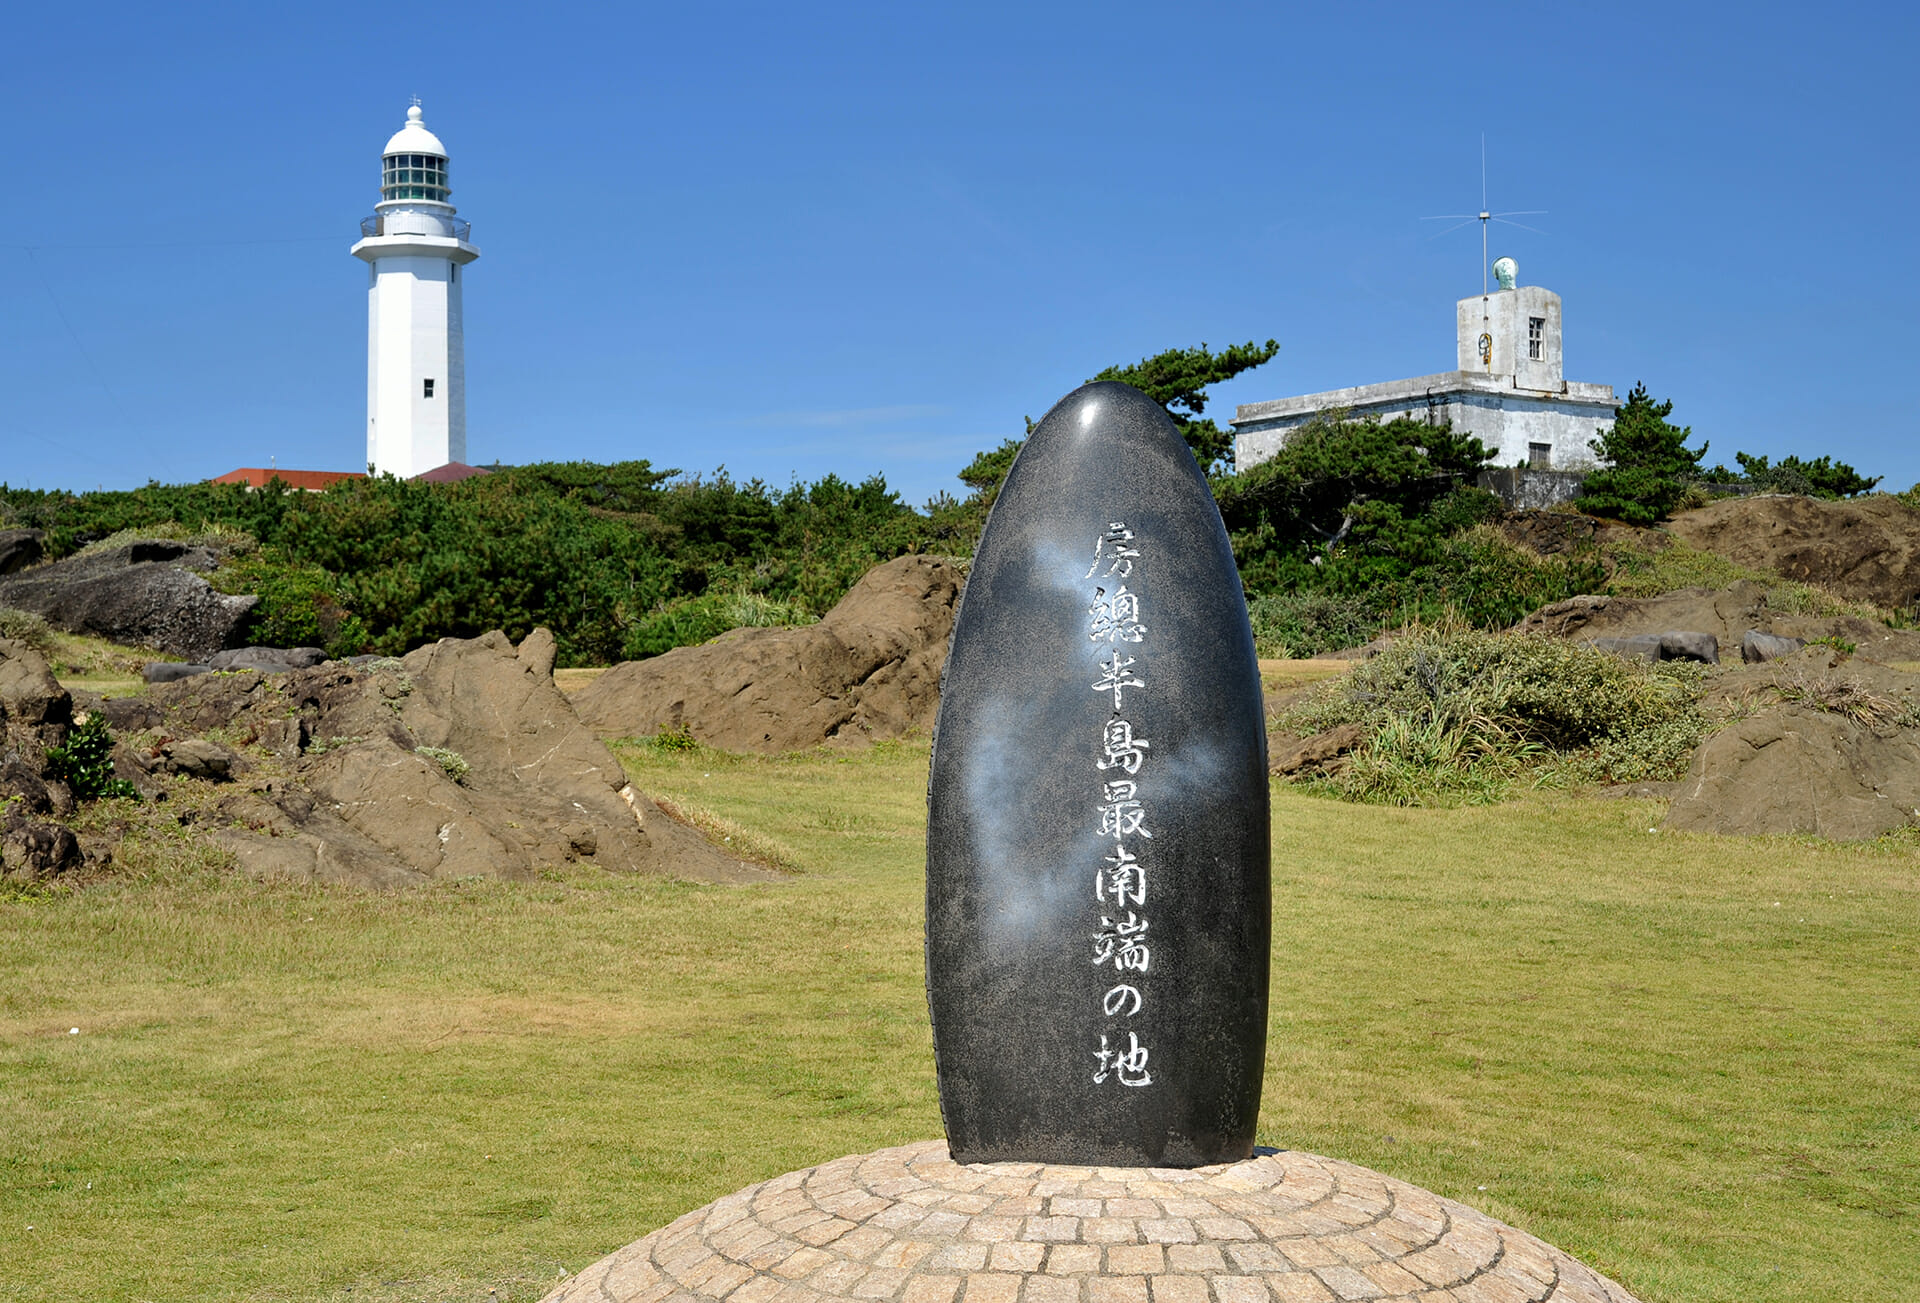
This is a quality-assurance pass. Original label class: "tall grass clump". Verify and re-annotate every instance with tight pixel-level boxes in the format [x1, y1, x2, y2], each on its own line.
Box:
[1280, 627, 1710, 805]
[0, 606, 56, 656]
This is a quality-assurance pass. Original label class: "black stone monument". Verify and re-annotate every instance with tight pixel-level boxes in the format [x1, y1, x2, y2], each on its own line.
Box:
[925, 381, 1270, 1167]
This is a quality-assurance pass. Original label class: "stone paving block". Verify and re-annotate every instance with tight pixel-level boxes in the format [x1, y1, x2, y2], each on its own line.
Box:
[1046, 1246, 1104, 1275]
[867, 1243, 933, 1274]
[539, 1144, 1645, 1303]
[1357, 1263, 1423, 1297]
[990, 1243, 1047, 1273]
[1194, 1219, 1256, 1243]
[775, 1249, 836, 1280]
[931, 1243, 991, 1272]
[852, 1269, 909, 1300]
[1023, 1275, 1082, 1303]
[901, 1278, 962, 1303]
[1023, 1217, 1080, 1243]
[1138, 1220, 1198, 1245]
[1148, 1276, 1211, 1303]
[799, 1220, 860, 1247]
[1265, 1274, 1335, 1303]
[726, 1274, 785, 1303]
[1086, 1277, 1150, 1303]
[1105, 1245, 1166, 1276]
[1206, 1276, 1268, 1303]
[1310, 1266, 1381, 1302]
[1165, 1245, 1225, 1273]
[964, 1274, 1023, 1303]
[966, 1217, 1025, 1243]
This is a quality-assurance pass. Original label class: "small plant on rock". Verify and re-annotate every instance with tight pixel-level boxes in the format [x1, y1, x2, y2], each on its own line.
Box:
[414, 746, 471, 784]
[45, 713, 139, 801]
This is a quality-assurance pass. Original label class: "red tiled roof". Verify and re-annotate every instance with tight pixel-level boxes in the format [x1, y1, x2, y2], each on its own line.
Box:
[411, 462, 493, 483]
[210, 468, 367, 492]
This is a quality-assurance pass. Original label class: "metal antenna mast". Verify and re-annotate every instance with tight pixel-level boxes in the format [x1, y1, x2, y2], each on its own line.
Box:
[1421, 135, 1546, 293]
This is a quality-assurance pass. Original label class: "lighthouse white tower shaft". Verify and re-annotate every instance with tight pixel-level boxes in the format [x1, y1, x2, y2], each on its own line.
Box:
[351, 104, 479, 478]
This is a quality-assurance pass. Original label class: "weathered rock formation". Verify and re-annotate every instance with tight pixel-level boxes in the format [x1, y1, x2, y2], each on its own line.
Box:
[1666, 493, 1920, 611]
[0, 637, 82, 881]
[1514, 583, 1920, 663]
[573, 554, 965, 753]
[0, 529, 45, 576]
[1665, 650, 1920, 839]
[111, 629, 768, 887]
[0, 539, 256, 660]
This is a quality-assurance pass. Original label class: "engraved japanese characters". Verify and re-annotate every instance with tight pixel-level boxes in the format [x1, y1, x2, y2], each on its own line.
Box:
[925, 381, 1270, 1167]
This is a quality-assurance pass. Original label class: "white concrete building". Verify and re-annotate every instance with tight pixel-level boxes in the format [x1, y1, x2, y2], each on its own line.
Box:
[1233, 260, 1614, 472]
[351, 103, 480, 478]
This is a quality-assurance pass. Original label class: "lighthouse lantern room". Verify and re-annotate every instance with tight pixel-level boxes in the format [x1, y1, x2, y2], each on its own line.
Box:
[351, 102, 479, 478]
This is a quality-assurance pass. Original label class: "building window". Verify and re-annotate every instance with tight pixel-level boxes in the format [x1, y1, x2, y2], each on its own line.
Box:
[423, 379, 436, 399]
[382, 152, 450, 202]
[1528, 442, 1551, 469]
[1527, 317, 1546, 361]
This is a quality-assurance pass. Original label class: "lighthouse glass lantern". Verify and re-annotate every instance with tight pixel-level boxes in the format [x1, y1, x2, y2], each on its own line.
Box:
[351, 102, 480, 479]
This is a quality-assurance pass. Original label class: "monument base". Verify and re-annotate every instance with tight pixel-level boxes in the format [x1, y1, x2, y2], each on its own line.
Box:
[540, 1141, 1643, 1303]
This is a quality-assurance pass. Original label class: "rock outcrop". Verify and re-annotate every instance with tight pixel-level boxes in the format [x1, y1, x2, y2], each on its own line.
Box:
[1514, 583, 1920, 663]
[0, 529, 45, 576]
[572, 554, 965, 752]
[0, 636, 80, 882]
[1664, 650, 1920, 839]
[0, 539, 256, 660]
[130, 630, 770, 887]
[1666, 493, 1920, 611]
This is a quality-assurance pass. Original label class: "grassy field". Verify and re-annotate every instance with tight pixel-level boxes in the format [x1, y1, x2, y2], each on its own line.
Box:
[1, 739, 1916, 1303]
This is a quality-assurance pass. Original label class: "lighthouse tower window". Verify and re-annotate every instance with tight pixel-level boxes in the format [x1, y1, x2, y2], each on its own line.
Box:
[423, 379, 435, 399]
[1527, 317, 1546, 361]
[382, 153, 450, 202]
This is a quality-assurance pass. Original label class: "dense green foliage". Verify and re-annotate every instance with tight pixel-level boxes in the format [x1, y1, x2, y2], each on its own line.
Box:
[0, 465, 935, 666]
[1090, 339, 1280, 474]
[1579, 383, 1707, 525]
[1709, 451, 1883, 499]
[1280, 628, 1710, 804]
[1212, 414, 1604, 634]
[948, 339, 1283, 526]
[45, 714, 139, 801]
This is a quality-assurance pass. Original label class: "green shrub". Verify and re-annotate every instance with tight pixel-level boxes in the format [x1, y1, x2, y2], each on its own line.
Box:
[1282, 628, 1709, 803]
[1248, 592, 1379, 659]
[211, 549, 367, 657]
[45, 714, 138, 801]
[620, 588, 817, 661]
[649, 722, 700, 753]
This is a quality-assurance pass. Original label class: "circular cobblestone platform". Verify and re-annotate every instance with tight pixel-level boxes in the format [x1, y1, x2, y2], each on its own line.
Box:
[541, 1141, 1641, 1303]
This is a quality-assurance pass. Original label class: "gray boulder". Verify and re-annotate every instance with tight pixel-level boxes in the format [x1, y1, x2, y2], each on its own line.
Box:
[208, 646, 328, 673]
[1657, 630, 1719, 664]
[1587, 632, 1718, 664]
[0, 540, 256, 660]
[1742, 629, 1807, 663]
[1, 815, 82, 881]
[156, 737, 242, 781]
[0, 529, 45, 576]
[144, 662, 211, 683]
[1587, 635, 1662, 661]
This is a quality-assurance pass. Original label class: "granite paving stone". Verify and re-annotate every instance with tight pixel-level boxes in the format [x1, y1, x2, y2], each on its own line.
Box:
[539, 1143, 1644, 1303]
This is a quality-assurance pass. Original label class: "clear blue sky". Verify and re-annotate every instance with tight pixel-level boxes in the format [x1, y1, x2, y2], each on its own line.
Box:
[4, 2, 1914, 504]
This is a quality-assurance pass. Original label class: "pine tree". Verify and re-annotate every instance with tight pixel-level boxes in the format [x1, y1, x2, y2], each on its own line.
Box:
[1579, 383, 1705, 525]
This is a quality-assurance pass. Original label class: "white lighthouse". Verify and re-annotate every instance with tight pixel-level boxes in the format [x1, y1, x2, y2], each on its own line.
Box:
[351, 102, 480, 478]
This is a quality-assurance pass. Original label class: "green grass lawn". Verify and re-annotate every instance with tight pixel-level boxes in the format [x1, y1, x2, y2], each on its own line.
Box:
[1, 740, 1915, 1303]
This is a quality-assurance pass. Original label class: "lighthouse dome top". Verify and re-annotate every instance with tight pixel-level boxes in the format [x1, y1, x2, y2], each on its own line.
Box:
[382, 104, 447, 157]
